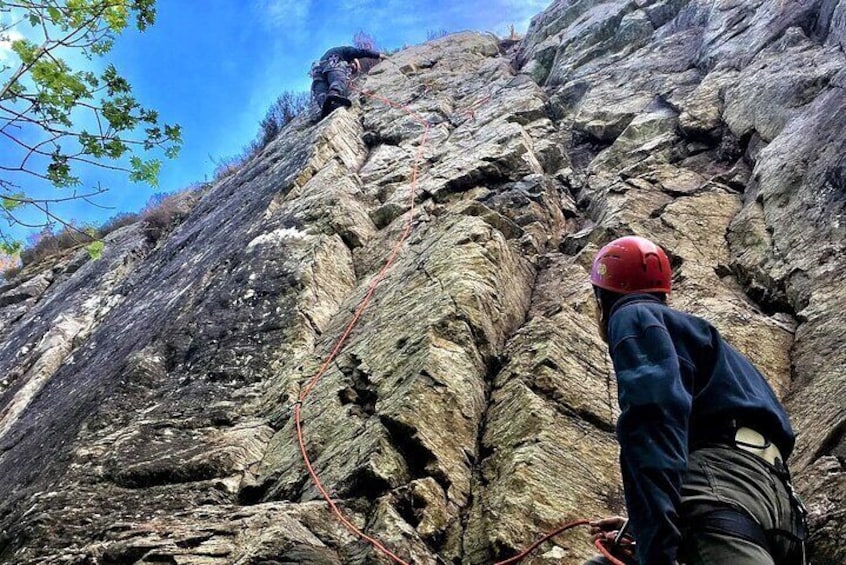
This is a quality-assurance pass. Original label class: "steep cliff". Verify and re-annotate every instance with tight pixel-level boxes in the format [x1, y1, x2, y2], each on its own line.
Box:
[0, 1, 844, 564]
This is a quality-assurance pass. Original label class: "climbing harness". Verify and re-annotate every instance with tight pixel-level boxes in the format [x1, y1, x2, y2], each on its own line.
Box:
[310, 54, 355, 117]
[309, 54, 353, 82]
[688, 422, 809, 565]
[773, 460, 810, 565]
[294, 61, 618, 565]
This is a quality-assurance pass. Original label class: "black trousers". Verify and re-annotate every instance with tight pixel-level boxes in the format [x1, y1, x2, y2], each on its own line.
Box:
[311, 61, 350, 109]
[584, 447, 804, 564]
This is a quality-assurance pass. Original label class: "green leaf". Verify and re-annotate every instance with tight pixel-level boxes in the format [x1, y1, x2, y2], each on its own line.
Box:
[65, 0, 88, 28]
[140, 108, 158, 123]
[46, 151, 80, 187]
[83, 71, 99, 88]
[78, 131, 101, 156]
[86, 240, 105, 260]
[102, 95, 140, 130]
[105, 137, 127, 159]
[46, 7, 63, 25]
[164, 123, 182, 143]
[0, 241, 24, 256]
[133, 0, 157, 30]
[102, 65, 130, 94]
[129, 156, 161, 186]
[1, 193, 26, 211]
[104, 4, 130, 32]
[11, 39, 38, 65]
[144, 126, 161, 143]
[5, 80, 25, 99]
[91, 38, 114, 55]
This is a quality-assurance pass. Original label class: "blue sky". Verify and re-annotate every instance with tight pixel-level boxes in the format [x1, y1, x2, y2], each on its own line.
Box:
[1, 0, 550, 243]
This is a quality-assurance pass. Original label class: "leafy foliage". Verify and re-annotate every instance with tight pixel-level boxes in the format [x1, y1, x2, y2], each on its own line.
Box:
[9, 183, 203, 269]
[211, 90, 309, 182]
[85, 238, 103, 259]
[257, 90, 310, 147]
[426, 29, 449, 41]
[140, 186, 201, 242]
[19, 221, 96, 264]
[97, 209, 138, 235]
[0, 0, 181, 248]
[353, 30, 381, 74]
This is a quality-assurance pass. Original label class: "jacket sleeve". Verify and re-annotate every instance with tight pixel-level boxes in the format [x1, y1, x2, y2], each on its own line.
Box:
[609, 311, 692, 565]
[338, 46, 381, 61]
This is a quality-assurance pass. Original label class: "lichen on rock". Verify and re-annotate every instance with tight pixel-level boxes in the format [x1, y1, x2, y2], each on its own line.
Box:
[1, 3, 845, 564]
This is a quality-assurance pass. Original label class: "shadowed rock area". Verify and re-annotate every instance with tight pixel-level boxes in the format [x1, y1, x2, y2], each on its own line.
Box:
[0, 2, 844, 563]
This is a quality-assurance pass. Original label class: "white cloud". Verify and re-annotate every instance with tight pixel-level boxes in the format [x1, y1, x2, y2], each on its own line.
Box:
[337, 0, 370, 17]
[1, 5, 30, 61]
[259, 0, 313, 40]
[307, 0, 421, 45]
[0, 29, 25, 64]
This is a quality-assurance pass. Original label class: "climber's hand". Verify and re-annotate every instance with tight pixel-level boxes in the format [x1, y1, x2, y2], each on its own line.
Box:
[351, 58, 361, 73]
[379, 53, 387, 60]
[589, 516, 627, 541]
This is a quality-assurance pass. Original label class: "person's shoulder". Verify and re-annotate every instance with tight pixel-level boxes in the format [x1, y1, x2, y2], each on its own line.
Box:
[613, 297, 668, 323]
[608, 299, 661, 339]
[611, 296, 685, 342]
[622, 301, 720, 350]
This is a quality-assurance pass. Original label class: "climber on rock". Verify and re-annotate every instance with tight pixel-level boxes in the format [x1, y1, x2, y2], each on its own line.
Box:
[583, 236, 807, 565]
[310, 45, 386, 119]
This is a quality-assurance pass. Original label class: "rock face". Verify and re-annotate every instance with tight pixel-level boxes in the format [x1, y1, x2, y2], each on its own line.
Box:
[0, 2, 844, 564]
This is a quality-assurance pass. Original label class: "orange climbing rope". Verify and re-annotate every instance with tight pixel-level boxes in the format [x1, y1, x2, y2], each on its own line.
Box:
[493, 521, 591, 565]
[294, 74, 631, 565]
[492, 520, 632, 565]
[294, 83, 430, 565]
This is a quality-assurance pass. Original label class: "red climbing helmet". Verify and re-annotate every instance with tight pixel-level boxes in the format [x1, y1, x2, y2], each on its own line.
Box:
[590, 236, 672, 294]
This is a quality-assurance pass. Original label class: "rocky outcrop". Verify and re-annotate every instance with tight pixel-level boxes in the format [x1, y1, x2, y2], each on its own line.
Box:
[518, 1, 846, 562]
[0, 2, 844, 564]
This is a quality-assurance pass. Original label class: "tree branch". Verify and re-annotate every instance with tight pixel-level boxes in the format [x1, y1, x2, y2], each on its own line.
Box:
[0, 9, 107, 101]
[27, 199, 97, 242]
[2, 208, 49, 229]
[0, 163, 53, 181]
[82, 189, 115, 210]
[1, 107, 159, 149]
[0, 130, 135, 175]
[2, 187, 109, 205]
[21, 131, 64, 169]
[0, 100, 37, 132]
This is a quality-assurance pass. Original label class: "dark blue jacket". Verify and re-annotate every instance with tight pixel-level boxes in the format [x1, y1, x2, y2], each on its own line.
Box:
[606, 294, 794, 565]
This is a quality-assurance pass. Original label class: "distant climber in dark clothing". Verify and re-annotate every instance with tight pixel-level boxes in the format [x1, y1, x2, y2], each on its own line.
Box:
[310, 46, 386, 117]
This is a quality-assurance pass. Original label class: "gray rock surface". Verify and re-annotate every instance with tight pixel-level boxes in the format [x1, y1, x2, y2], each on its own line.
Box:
[0, 2, 844, 563]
